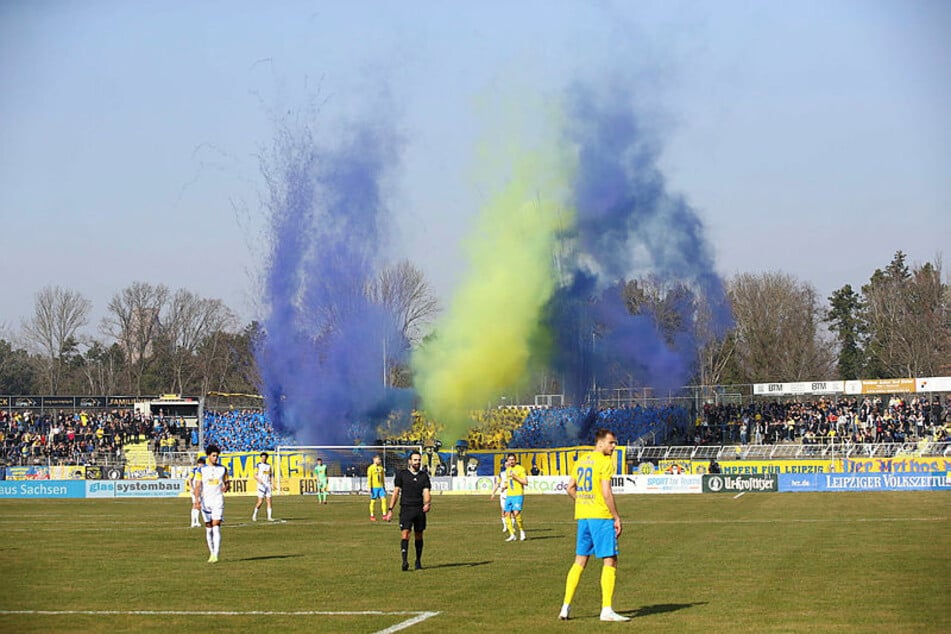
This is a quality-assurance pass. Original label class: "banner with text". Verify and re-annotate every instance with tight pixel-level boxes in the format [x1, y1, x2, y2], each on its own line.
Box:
[842, 456, 951, 473]
[611, 474, 703, 494]
[470, 446, 626, 477]
[0, 480, 85, 498]
[703, 474, 779, 493]
[779, 472, 951, 492]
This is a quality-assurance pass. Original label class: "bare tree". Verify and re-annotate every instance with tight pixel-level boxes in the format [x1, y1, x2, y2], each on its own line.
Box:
[195, 322, 261, 395]
[101, 282, 169, 395]
[21, 286, 91, 393]
[370, 260, 440, 345]
[695, 293, 737, 388]
[79, 340, 123, 395]
[863, 252, 950, 377]
[623, 276, 693, 345]
[162, 290, 237, 393]
[728, 272, 835, 382]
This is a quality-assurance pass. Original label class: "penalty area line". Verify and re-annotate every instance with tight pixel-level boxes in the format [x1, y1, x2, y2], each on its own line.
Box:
[0, 609, 441, 632]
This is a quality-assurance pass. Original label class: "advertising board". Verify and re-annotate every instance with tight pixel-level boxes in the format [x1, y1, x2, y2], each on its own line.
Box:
[779, 472, 951, 492]
[703, 474, 778, 493]
[0, 480, 85, 498]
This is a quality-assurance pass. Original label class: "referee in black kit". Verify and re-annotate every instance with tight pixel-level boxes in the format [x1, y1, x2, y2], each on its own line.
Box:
[384, 450, 432, 571]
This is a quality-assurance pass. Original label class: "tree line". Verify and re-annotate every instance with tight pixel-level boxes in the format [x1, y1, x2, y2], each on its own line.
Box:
[0, 251, 947, 397]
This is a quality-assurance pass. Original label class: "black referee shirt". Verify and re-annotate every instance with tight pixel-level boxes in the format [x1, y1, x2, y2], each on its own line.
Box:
[394, 468, 431, 507]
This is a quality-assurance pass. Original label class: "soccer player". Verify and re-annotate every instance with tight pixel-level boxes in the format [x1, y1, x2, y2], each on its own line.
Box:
[193, 444, 230, 563]
[383, 450, 431, 571]
[314, 457, 328, 504]
[559, 429, 629, 622]
[252, 451, 273, 522]
[187, 456, 205, 527]
[489, 461, 508, 531]
[367, 454, 388, 521]
[503, 453, 528, 541]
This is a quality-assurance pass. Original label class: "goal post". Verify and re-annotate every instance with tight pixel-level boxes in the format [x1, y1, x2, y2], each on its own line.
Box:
[274, 444, 422, 496]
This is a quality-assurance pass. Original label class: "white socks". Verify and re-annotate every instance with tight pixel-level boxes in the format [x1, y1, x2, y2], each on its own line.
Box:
[211, 526, 221, 556]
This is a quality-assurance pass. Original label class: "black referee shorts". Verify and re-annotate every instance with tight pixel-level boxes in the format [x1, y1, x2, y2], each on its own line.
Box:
[399, 506, 426, 532]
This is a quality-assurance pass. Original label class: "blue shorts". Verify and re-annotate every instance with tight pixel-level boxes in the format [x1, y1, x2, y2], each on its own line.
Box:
[370, 487, 386, 499]
[576, 519, 618, 558]
[503, 495, 523, 513]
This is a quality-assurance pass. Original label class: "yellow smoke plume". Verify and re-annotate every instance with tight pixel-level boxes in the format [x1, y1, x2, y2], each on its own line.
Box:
[413, 131, 575, 442]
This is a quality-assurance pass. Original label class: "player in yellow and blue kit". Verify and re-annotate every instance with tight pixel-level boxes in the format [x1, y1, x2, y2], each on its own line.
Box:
[367, 454, 389, 521]
[503, 453, 528, 541]
[559, 429, 629, 622]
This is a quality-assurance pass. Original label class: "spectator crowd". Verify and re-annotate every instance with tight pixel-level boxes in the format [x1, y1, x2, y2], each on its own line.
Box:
[203, 409, 292, 452]
[0, 408, 193, 467]
[695, 395, 951, 446]
[508, 404, 688, 448]
[5, 394, 948, 468]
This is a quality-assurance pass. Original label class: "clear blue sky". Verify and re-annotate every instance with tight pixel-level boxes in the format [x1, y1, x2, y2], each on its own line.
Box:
[1, 0, 948, 338]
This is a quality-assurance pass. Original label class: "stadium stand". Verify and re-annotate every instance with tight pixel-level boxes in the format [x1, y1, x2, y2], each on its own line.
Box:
[696, 395, 950, 446]
[5, 394, 946, 468]
[202, 409, 292, 452]
[0, 407, 186, 467]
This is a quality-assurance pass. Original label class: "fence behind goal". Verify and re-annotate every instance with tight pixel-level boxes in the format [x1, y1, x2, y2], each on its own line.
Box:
[274, 445, 421, 494]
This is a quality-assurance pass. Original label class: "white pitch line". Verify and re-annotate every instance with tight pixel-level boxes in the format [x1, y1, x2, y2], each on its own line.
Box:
[373, 611, 441, 634]
[0, 609, 441, 632]
[734, 492, 745, 499]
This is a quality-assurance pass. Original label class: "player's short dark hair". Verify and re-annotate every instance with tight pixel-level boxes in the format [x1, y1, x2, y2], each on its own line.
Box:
[594, 428, 616, 441]
[205, 444, 221, 455]
[409, 450, 422, 459]
[260, 452, 268, 458]
[506, 453, 516, 460]
[197, 457, 206, 463]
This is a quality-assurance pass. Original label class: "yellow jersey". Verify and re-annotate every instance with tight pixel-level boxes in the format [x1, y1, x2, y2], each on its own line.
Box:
[367, 464, 385, 488]
[573, 451, 615, 520]
[507, 464, 527, 496]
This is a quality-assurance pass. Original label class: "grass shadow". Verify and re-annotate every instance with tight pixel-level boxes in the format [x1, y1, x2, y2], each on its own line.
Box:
[234, 554, 304, 562]
[425, 561, 493, 570]
[625, 602, 708, 618]
[521, 535, 563, 541]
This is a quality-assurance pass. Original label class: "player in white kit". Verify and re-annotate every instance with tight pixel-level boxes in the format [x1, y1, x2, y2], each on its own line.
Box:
[187, 456, 205, 527]
[252, 452, 274, 522]
[490, 464, 508, 531]
[194, 444, 230, 563]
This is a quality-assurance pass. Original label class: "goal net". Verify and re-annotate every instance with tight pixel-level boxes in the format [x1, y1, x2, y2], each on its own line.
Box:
[274, 444, 422, 496]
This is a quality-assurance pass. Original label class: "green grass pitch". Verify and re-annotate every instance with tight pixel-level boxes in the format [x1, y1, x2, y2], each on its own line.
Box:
[1, 491, 949, 633]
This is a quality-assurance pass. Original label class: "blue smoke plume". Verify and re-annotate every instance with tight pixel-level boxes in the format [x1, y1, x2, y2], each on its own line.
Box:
[544, 83, 733, 405]
[255, 114, 412, 445]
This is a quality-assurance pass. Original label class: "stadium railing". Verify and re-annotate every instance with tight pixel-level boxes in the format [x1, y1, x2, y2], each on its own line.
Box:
[630, 442, 951, 461]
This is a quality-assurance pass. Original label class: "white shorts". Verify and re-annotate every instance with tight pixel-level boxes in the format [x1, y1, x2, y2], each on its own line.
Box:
[257, 483, 272, 498]
[201, 502, 225, 523]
